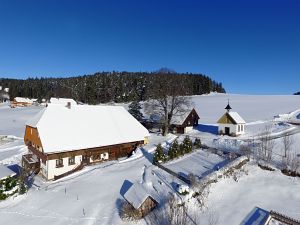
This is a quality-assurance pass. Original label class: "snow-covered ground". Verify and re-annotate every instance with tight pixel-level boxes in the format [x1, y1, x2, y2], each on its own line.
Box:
[0, 94, 299, 225]
[195, 163, 300, 225]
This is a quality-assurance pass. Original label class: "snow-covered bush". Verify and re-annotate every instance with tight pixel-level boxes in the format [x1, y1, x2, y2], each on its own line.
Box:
[193, 138, 201, 149]
[153, 144, 167, 163]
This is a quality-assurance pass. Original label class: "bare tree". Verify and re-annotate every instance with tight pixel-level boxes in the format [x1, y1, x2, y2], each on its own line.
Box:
[281, 134, 294, 170]
[145, 73, 191, 136]
[290, 151, 300, 173]
[239, 144, 252, 160]
[258, 125, 275, 166]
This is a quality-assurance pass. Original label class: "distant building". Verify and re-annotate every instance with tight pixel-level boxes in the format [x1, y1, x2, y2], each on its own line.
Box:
[22, 104, 149, 180]
[170, 108, 200, 134]
[124, 183, 158, 218]
[10, 97, 36, 108]
[4, 87, 9, 93]
[217, 102, 246, 136]
[49, 97, 77, 107]
[0, 91, 9, 103]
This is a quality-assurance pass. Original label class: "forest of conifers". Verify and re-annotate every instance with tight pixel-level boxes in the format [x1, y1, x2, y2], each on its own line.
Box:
[0, 71, 225, 104]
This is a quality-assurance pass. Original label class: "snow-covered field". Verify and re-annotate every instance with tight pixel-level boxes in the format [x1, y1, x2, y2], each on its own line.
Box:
[0, 93, 300, 225]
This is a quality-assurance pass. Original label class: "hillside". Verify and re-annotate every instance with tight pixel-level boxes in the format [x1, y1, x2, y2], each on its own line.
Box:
[0, 71, 225, 104]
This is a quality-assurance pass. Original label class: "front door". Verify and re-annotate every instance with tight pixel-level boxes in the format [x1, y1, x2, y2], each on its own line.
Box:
[82, 155, 89, 165]
[225, 127, 230, 135]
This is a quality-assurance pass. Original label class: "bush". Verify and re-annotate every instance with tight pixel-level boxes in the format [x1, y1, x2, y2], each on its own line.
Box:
[4, 176, 17, 192]
[120, 201, 141, 220]
[193, 138, 201, 148]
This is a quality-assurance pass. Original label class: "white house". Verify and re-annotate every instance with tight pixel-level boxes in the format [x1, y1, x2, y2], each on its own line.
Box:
[22, 104, 150, 180]
[50, 97, 77, 107]
[217, 102, 246, 136]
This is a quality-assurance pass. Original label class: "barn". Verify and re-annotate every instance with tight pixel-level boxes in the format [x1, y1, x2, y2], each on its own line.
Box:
[217, 103, 246, 136]
[22, 104, 149, 180]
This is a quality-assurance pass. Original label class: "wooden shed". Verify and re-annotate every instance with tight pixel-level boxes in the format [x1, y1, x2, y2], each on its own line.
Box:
[124, 183, 158, 218]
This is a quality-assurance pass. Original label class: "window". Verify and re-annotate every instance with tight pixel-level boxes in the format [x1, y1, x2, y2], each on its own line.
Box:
[238, 125, 240, 132]
[56, 158, 63, 168]
[241, 125, 244, 131]
[69, 156, 75, 165]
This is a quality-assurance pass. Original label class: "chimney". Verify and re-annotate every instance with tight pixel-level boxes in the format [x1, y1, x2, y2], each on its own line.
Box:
[66, 102, 71, 109]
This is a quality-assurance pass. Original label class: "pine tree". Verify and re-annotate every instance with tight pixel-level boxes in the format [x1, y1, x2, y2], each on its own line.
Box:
[168, 139, 179, 159]
[193, 138, 201, 148]
[182, 136, 193, 153]
[128, 101, 144, 122]
[153, 143, 164, 164]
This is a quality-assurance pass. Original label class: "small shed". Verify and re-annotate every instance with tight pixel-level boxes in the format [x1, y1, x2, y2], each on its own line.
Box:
[124, 183, 158, 218]
[0, 165, 17, 181]
[171, 108, 200, 134]
[217, 102, 246, 136]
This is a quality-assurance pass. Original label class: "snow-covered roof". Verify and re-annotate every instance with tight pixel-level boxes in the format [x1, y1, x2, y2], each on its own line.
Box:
[0, 165, 16, 180]
[171, 108, 198, 125]
[228, 111, 246, 124]
[124, 183, 156, 209]
[14, 97, 35, 103]
[26, 104, 149, 153]
[50, 97, 77, 106]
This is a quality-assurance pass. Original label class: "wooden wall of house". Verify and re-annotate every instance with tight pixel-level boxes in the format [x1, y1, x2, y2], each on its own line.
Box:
[24, 126, 43, 150]
[182, 109, 200, 127]
[139, 197, 157, 217]
[46, 140, 144, 161]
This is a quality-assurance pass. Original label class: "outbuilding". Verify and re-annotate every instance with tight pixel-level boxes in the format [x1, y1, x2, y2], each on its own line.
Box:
[170, 108, 200, 134]
[124, 183, 158, 218]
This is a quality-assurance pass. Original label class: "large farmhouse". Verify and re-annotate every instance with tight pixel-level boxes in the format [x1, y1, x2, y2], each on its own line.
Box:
[22, 104, 149, 180]
[217, 102, 246, 136]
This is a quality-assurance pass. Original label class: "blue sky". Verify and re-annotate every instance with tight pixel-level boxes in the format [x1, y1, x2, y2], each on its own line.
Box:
[0, 0, 299, 94]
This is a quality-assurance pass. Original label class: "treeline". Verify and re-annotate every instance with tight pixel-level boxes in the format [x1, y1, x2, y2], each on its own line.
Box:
[0, 71, 225, 104]
[294, 92, 300, 95]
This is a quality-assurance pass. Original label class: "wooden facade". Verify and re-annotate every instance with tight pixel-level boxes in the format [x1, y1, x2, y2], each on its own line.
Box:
[23, 125, 145, 180]
[11, 99, 34, 108]
[136, 196, 158, 218]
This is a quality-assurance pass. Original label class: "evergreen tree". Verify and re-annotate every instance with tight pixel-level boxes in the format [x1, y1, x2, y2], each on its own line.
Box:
[128, 101, 144, 121]
[168, 139, 179, 159]
[193, 138, 201, 148]
[153, 143, 164, 164]
[182, 136, 193, 153]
